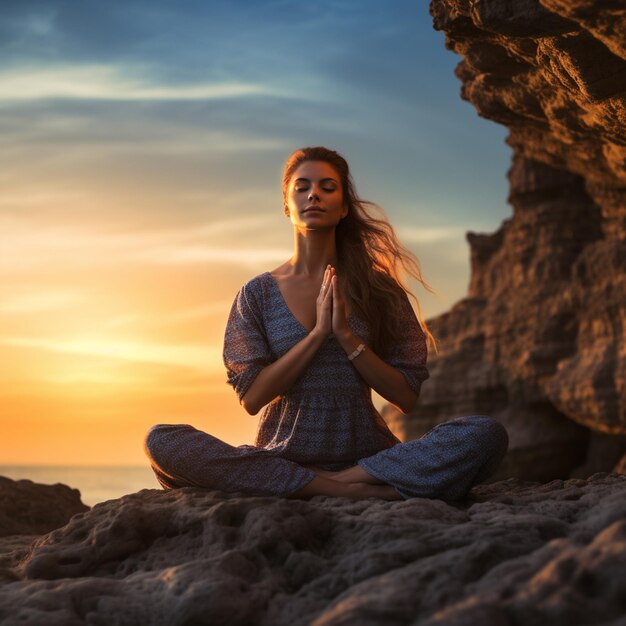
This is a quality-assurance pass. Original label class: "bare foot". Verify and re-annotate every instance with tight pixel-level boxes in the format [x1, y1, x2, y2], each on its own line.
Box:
[302, 465, 340, 479]
[302, 464, 387, 485]
[289, 477, 403, 501]
[331, 465, 386, 485]
[355, 482, 404, 501]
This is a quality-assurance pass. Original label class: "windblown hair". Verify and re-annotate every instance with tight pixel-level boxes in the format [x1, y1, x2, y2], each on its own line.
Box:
[282, 146, 438, 357]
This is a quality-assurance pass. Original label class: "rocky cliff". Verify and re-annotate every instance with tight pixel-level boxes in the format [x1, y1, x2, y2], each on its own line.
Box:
[385, 0, 626, 482]
[2, 473, 626, 625]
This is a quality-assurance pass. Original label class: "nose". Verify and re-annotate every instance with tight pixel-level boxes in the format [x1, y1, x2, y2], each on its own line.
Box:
[308, 189, 319, 201]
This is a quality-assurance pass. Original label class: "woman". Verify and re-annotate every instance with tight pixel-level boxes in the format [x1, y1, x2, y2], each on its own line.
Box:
[144, 146, 508, 501]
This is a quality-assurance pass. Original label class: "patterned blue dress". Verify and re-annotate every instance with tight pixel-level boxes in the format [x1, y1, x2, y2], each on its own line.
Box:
[145, 271, 508, 500]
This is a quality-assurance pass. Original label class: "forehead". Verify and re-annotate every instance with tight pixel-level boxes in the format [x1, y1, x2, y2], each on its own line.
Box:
[290, 160, 340, 182]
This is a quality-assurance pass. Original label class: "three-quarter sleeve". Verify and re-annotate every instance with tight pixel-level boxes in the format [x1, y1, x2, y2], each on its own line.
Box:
[223, 281, 273, 404]
[386, 292, 429, 396]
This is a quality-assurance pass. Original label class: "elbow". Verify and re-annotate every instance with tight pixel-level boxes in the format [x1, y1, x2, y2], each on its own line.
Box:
[241, 399, 260, 416]
[240, 392, 260, 416]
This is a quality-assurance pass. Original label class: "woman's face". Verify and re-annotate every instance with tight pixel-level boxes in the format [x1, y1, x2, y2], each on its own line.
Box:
[285, 160, 348, 229]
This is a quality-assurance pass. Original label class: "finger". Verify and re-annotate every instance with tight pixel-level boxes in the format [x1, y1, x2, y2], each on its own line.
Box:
[321, 267, 335, 299]
[324, 281, 333, 302]
[319, 269, 330, 297]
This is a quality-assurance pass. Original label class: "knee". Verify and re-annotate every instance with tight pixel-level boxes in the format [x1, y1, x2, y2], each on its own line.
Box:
[144, 423, 181, 465]
[144, 424, 163, 462]
[468, 415, 509, 458]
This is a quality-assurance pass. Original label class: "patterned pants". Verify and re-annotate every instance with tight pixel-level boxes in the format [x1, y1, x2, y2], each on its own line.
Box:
[144, 415, 508, 501]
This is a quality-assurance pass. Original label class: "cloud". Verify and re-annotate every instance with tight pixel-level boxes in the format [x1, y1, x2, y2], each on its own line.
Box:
[0, 290, 85, 314]
[100, 301, 233, 331]
[0, 65, 276, 102]
[0, 213, 291, 273]
[396, 225, 467, 244]
[0, 333, 223, 372]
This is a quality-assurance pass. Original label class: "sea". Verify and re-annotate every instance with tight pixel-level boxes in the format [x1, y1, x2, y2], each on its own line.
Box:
[0, 465, 161, 507]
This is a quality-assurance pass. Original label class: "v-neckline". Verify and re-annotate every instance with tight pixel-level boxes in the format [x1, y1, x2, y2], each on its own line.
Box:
[264, 271, 353, 334]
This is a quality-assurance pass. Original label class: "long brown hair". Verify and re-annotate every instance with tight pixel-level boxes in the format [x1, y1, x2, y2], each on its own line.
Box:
[282, 146, 438, 357]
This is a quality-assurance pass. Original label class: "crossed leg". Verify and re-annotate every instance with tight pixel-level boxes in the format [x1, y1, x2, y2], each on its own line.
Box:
[145, 424, 398, 501]
[144, 416, 507, 502]
[298, 415, 509, 501]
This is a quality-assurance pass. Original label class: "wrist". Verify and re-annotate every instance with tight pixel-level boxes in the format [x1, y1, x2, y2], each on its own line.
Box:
[308, 327, 329, 346]
[336, 330, 359, 353]
[347, 342, 367, 361]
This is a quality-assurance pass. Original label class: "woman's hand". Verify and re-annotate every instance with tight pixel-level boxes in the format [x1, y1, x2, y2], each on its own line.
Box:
[331, 268, 351, 340]
[313, 265, 333, 338]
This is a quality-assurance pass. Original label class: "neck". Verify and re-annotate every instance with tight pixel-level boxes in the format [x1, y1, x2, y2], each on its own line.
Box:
[289, 227, 338, 279]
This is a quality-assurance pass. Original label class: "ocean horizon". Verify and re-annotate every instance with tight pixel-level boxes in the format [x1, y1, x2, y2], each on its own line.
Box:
[0, 465, 161, 507]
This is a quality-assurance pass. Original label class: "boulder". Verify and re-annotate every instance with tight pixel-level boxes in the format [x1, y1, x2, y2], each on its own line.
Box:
[0, 476, 89, 538]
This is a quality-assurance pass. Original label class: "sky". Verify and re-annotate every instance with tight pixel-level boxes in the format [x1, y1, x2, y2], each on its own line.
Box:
[0, 0, 511, 466]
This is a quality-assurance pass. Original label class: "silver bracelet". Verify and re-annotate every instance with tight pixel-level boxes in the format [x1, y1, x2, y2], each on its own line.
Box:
[348, 343, 366, 361]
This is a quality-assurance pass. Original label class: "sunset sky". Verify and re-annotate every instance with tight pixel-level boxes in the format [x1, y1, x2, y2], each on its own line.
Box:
[1, 0, 510, 466]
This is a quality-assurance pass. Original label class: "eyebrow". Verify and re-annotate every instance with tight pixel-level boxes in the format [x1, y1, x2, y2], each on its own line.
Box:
[294, 177, 338, 183]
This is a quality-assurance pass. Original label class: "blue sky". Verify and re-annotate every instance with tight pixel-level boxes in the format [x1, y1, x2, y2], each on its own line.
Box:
[0, 0, 513, 461]
[1, 0, 512, 311]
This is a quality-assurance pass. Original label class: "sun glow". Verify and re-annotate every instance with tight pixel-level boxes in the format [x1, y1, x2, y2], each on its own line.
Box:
[0, 334, 223, 371]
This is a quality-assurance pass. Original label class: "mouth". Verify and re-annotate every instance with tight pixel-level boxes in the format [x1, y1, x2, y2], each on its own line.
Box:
[303, 206, 325, 214]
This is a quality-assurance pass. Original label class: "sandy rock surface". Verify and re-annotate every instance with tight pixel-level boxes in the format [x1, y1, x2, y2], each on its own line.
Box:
[1, 473, 626, 625]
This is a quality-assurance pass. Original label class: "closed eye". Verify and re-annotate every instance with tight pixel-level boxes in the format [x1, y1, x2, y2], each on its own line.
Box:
[295, 186, 337, 193]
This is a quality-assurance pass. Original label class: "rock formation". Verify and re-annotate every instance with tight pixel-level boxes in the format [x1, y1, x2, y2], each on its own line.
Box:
[385, 0, 626, 481]
[0, 476, 89, 588]
[1, 473, 626, 625]
[0, 476, 88, 538]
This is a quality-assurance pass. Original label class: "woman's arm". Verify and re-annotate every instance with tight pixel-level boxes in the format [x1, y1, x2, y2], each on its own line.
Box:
[240, 329, 327, 415]
[330, 270, 420, 414]
[240, 265, 334, 415]
[335, 330, 418, 414]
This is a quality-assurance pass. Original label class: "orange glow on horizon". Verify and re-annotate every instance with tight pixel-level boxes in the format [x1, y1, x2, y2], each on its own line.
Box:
[0, 172, 454, 467]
